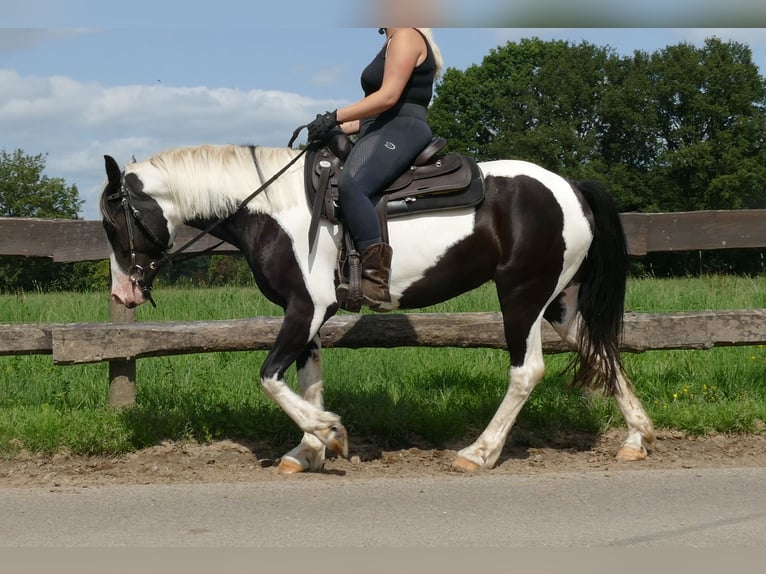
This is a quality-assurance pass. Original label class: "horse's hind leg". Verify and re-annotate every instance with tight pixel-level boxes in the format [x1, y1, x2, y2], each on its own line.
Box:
[547, 286, 656, 460]
[454, 317, 547, 471]
[611, 370, 656, 461]
[277, 335, 329, 474]
[453, 270, 554, 471]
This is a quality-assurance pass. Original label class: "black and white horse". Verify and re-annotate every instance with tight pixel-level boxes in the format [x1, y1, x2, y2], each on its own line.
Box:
[100, 143, 655, 473]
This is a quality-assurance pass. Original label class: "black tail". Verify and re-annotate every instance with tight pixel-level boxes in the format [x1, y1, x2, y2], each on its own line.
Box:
[570, 180, 628, 394]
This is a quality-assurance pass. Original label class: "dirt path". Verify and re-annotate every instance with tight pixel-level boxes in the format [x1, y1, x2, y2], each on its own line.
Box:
[2, 429, 766, 488]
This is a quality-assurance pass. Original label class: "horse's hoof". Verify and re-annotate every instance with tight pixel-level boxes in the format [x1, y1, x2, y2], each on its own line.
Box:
[615, 445, 647, 461]
[318, 423, 349, 459]
[277, 458, 306, 475]
[452, 455, 482, 473]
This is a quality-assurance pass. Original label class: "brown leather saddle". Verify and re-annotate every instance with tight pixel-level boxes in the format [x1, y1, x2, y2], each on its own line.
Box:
[303, 131, 484, 311]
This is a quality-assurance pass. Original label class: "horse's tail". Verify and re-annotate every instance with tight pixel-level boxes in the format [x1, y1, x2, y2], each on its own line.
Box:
[569, 180, 628, 395]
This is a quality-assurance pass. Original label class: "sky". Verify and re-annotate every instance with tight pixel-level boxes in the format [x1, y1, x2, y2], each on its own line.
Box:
[2, 0, 766, 220]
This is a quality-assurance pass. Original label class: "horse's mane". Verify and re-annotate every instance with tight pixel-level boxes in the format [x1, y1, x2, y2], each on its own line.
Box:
[131, 144, 304, 220]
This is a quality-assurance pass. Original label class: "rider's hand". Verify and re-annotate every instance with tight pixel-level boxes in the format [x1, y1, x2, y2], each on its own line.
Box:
[307, 110, 339, 143]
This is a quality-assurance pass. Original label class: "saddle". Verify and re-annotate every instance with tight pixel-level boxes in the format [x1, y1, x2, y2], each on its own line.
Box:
[304, 131, 484, 311]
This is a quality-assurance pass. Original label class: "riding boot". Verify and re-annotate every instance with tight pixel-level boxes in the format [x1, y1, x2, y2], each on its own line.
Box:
[360, 242, 393, 312]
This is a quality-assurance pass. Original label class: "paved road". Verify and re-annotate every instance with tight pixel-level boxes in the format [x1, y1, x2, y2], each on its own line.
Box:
[1, 467, 765, 547]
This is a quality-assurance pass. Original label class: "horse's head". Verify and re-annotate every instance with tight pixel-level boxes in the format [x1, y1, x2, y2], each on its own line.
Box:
[100, 155, 172, 308]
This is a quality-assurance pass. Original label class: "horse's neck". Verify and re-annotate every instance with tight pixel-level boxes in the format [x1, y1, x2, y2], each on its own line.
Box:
[248, 146, 307, 215]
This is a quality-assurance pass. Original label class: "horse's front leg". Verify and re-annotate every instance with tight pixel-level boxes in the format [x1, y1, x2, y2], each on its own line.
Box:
[276, 334, 330, 474]
[259, 315, 348, 473]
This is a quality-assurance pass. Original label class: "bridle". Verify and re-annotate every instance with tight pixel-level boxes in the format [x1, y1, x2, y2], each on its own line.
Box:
[103, 178, 173, 307]
[103, 138, 312, 307]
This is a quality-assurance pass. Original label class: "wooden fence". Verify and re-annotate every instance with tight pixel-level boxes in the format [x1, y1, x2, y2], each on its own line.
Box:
[2, 210, 766, 406]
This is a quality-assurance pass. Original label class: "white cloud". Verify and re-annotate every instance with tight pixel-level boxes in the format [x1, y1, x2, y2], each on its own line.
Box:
[0, 69, 343, 219]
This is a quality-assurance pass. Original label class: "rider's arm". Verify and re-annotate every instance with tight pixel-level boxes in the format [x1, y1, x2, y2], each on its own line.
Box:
[335, 28, 426, 125]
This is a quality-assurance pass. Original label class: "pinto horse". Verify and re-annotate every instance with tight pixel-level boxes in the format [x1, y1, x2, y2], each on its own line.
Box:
[99, 143, 655, 473]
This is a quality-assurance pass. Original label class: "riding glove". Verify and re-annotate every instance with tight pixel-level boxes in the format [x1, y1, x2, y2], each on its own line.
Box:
[307, 110, 339, 143]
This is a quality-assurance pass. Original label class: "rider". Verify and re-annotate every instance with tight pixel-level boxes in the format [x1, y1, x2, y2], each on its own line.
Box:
[307, 27, 443, 311]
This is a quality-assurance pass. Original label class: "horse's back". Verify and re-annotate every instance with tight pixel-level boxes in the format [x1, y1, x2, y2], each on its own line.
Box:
[478, 160, 578, 204]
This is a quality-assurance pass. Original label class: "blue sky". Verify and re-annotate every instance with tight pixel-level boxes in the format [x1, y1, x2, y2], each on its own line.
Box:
[2, 0, 766, 219]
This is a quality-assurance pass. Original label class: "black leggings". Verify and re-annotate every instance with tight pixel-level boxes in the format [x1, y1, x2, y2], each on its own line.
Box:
[337, 104, 432, 252]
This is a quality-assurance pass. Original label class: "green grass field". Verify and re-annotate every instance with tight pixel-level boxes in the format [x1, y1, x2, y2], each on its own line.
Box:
[1, 275, 765, 457]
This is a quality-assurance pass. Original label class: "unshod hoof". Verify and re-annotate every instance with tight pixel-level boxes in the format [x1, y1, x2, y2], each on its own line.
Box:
[277, 458, 306, 475]
[323, 425, 349, 459]
[615, 446, 647, 461]
[452, 455, 482, 473]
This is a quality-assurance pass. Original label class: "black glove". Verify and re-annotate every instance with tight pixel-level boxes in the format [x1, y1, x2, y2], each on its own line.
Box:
[307, 110, 338, 143]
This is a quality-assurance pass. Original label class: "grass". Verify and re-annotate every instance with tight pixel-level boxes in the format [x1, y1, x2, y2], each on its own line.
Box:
[1, 276, 765, 457]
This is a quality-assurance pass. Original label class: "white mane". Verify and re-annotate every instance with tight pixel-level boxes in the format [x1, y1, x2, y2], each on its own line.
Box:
[127, 144, 305, 222]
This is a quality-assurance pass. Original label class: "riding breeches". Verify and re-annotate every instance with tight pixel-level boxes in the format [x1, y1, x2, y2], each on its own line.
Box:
[337, 104, 432, 252]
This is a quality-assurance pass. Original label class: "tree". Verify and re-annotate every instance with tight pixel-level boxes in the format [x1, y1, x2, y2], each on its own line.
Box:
[429, 38, 618, 172]
[645, 39, 766, 212]
[0, 149, 81, 218]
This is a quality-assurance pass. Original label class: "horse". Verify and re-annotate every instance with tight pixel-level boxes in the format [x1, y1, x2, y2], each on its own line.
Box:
[99, 142, 656, 474]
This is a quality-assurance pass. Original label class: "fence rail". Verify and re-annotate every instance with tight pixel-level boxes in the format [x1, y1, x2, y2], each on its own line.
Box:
[3, 209, 766, 261]
[3, 310, 766, 363]
[2, 209, 766, 406]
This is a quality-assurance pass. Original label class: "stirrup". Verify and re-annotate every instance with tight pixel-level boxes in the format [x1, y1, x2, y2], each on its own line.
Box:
[336, 282, 362, 313]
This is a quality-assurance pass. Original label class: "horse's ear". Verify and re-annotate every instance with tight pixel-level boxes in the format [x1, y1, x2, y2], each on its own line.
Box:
[104, 155, 121, 185]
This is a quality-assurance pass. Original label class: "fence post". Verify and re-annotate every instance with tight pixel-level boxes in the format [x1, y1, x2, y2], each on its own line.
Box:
[108, 298, 136, 407]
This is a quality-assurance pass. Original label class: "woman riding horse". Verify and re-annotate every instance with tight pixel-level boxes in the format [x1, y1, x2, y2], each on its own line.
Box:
[306, 27, 443, 311]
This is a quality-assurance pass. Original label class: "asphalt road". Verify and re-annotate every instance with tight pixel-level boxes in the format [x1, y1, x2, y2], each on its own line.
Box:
[2, 467, 765, 547]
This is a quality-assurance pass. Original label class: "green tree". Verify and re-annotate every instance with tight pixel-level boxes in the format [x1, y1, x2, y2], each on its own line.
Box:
[645, 38, 766, 211]
[429, 38, 618, 172]
[595, 50, 665, 210]
[0, 149, 81, 218]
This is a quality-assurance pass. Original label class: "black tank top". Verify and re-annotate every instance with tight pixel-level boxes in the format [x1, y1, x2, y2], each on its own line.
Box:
[360, 29, 436, 109]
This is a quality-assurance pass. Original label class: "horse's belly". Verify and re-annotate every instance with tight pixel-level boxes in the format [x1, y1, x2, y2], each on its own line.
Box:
[387, 209, 481, 305]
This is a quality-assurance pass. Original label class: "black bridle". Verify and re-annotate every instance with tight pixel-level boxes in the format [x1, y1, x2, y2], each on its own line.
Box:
[104, 138, 311, 307]
[103, 178, 172, 307]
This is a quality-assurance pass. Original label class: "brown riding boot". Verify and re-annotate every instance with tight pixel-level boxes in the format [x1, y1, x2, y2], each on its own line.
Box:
[360, 243, 393, 312]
